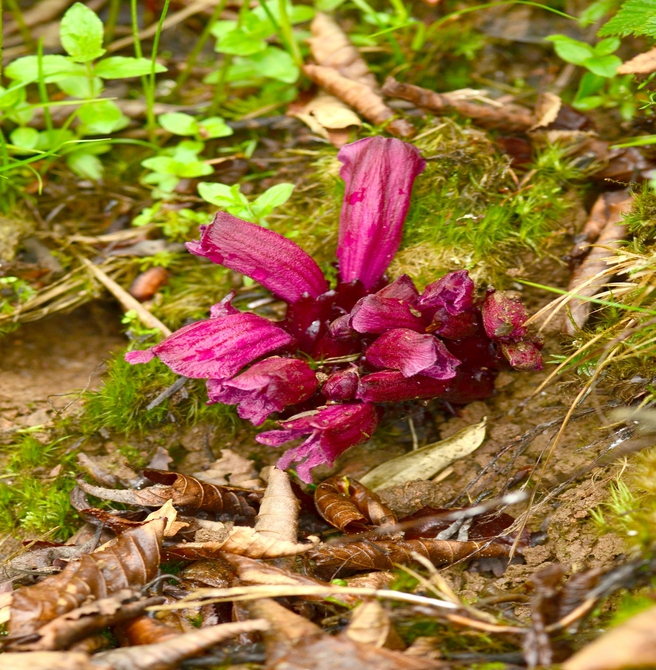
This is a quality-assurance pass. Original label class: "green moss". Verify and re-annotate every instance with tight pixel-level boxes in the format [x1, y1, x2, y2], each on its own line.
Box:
[0, 434, 79, 538]
[391, 122, 582, 286]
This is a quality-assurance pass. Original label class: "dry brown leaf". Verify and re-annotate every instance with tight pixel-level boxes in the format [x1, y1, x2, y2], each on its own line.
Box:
[7, 504, 175, 642]
[78, 469, 260, 518]
[291, 92, 361, 144]
[254, 467, 300, 544]
[360, 419, 487, 491]
[193, 449, 261, 489]
[314, 476, 397, 533]
[309, 538, 511, 576]
[563, 604, 656, 670]
[114, 614, 180, 646]
[14, 591, 163, 652]
[304, 65, 415, 138]
[382, 77, 533, 132]
[346, 600, 404, 650]
[166, 526, 316, 560]
[0, 651, 96, 670]
[566, 191, 633, 333]
[309, 13, 378, 89]
[618, 46, 656, 74]
[531, 93, 593, 132]
[252, 599, 442, 670]
[223, 553, 361, 605]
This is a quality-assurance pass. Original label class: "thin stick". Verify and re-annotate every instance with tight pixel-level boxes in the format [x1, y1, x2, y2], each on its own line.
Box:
[78, 256, 171, 336]
[146, 375, 189, 410]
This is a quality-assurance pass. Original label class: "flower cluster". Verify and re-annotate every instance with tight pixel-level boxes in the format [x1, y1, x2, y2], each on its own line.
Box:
[126, 137, 542, 482]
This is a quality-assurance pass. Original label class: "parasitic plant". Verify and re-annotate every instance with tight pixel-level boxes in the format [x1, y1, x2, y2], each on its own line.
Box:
[126, 137, 542, 482]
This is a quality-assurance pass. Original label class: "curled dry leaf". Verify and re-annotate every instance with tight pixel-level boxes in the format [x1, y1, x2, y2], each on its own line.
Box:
[115, 614, 180, 646]
[381, 77, 533, 132]
[360, 419, 486, 491]
[303, 65, 415, 139]
[193, 449, 261, 489]
[129, 267, 169, 302]
[78, 469, 260, 518]
[530, 93, 594, 133]
[314, 476, 397, 533]
[166, 526, 315, 560]
[562, 604, 656, 670]
[309, 538, 511, 575]
[7, 504, 175, 641]
[566, 191, 633, 334]
[13, 591, 164, 652]
[254, 468, 300, 544]
[308, 13, 378, 88]
[618, 46, 656, 75]
[346, 599, 404, 650]
[290, 92, 361, 146]
[223, 553, 361, 605]
[0, 651, 95, 670]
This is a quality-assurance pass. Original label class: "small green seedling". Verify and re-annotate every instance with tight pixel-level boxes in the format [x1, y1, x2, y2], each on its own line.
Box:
[198, 181, 295, 226]
[545, 34, 635, 118]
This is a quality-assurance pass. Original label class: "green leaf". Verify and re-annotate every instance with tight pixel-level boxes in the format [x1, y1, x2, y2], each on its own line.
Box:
[594, 36, 621, 55]
[10, 127, 39, 150]
[159, 112, 198, 136]
[545, 35, 596, 66]
[583, 54, 622, 77]
[211, 20, 238, 40]
[171, 139, 205, 162]
[57, 75, 103, 98]
[78, 100, 127, 134]
[214, 28, 268, 55]
[60, 3, 106, 63]
[198, 182, 248, 206]
[253, 0, 314, 25]
[66, 149, 104, 179]
[577, 72, 607, 98]
[4, 55, 85, 83]
[198, 117, 233, 139]
[95, 56, 167, 78]
[579, 0, 621, 26]
[598, 0, 656, 37]
[315, 0, 347, 10]
[247, 46, 299, 83]
[573, 95, 605, 110]
[143, 155, 213, 178]
[0, 85, 25, 109]
[251, 183, 294, 217]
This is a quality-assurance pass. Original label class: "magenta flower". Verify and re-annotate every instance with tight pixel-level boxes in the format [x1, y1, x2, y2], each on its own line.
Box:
[126, 136, 541, 482]
[257, 404, 381, 483]
[207, 357, 318, 426]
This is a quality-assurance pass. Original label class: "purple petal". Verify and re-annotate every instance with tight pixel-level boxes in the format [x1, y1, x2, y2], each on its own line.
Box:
[125, 313, 293, 379]
[209, 291, 239, 318]
[350, 295, 425, 334]
[418, 270, 474, 316]
[283, 291, 335, 353]
[322, 367, 359, 400]
[481, 290, 529, 341]
[328, 314, 358, 342]
[500, 340, 543, 371]
[125, 349, 155, 364]
[356, 369, 495, 404]
[376, 275, 419, 303]
[427, 307, 479, 340]
[257, 403, 380, 482]
[336, 137, 426, 289]
[207, 357, 318, 425]
[187, 212, 328, 303]
[365, 328, 459, 379]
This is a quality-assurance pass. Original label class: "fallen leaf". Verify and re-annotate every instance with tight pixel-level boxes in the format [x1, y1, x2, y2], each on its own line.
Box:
[193, 449, 261, 489]
[12, 590, 163, 652]
[314, 476, 397, 533]
[114, 614, 180, 646]
[78, 469, 260, 518]
[254, 467, 300, 544]
[308, 13, 378, 88]
[346, 599, 404, 649]
[360, 419, 487, 491]
[531, 92, 594, 132]
[382, 77, 533, 132]
[303, 65, 415, 139]
[7, 504, 175, 641]
[0, 651, 95, 670]
[618, 46, 656, 74]
[291, 92, 361, 145]
[562, 604, 656, 670]
[308, 538, 510, 575]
